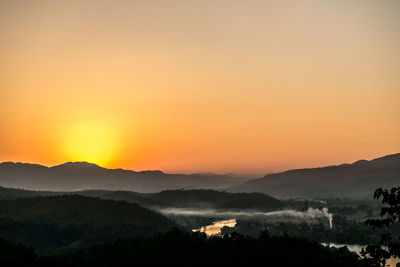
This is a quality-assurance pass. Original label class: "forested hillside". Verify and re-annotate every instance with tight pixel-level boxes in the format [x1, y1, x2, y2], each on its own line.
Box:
[0, 186, 282, 211]
[0, 195, 177, 254]
[0, 229, 365, 267]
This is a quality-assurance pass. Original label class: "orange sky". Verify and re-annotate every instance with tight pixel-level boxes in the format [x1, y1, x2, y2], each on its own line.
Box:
[0, 0, 399, 174]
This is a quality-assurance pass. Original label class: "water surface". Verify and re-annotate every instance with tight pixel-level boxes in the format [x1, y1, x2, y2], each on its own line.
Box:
[192, 218, 237, 236]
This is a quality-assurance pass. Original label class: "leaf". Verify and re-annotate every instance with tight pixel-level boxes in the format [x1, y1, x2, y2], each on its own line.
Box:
[374, 188, 383, 200]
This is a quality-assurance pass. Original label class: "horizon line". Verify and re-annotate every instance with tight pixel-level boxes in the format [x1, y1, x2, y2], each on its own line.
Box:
[1, 151, 398, 177]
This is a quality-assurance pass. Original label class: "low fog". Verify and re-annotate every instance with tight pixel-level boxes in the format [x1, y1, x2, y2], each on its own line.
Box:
[158, 207, 333, 228]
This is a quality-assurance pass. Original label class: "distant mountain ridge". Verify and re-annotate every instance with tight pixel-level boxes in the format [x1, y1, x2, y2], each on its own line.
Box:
[230, 153, 400, 199]
[0, 161, 245, 192]
[0, 186, 282, 211]
[1, 153, 399, 198]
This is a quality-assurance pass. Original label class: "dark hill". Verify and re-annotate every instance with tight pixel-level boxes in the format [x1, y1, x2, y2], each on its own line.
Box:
[0, 186, 281, 211]
[0, 186, 158, 207]
[0, 195, 174, 226]
[230, 153, 400, 199]
[151, 189, 283, 211]
[0, 195, 177, 254]
[0, 186, 57, 200]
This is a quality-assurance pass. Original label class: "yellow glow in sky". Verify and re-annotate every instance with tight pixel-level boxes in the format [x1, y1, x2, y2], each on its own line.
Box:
[63, 122, 118, 166]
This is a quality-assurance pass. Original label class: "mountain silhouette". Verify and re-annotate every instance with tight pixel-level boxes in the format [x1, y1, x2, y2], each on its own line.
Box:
[230, 153, 400, 199]
[0, 161, 244, 192]
[1, 153, 399, 198]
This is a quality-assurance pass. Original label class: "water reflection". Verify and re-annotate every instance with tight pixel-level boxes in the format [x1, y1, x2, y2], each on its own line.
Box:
[193, 218, 237, 236]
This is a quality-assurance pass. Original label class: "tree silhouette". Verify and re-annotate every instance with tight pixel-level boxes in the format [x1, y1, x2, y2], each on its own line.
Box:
[362, 187, 400, 266]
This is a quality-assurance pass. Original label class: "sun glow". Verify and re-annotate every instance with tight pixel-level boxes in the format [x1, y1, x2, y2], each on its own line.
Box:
[63, 122, 118, 166]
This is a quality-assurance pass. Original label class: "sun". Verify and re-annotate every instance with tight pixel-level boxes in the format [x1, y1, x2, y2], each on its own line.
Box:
[63, 121, 118, 166]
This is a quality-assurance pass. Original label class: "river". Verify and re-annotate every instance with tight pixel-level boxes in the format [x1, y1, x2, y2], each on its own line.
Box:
[194, 219, 399, 266]
[192, 218, 237, 236]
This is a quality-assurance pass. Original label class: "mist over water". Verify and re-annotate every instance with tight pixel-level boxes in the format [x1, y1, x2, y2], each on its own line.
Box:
[158, 207, 333, 228]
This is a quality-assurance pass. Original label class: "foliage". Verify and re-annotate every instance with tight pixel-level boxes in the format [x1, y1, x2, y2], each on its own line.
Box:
[235, 216, 386, 245]
[51, 229, 365, 267]
[0, 238, 42, 267]
[0, 195, 177, 254]
[0, 229, 369, 267]
[362, 187, 400, 266]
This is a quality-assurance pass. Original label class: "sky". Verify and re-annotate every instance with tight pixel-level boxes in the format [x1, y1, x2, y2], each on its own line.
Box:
[0, 0, 399, 174]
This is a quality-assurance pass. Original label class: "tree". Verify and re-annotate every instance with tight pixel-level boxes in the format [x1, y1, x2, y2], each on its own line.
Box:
[362, 187, 400, 267]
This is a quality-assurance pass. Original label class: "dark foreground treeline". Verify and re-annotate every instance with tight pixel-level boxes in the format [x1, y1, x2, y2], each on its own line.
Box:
[1, 229, 367, 267]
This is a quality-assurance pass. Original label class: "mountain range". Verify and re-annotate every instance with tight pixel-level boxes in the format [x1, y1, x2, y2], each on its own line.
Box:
[229, 153, 400, 199]
[0, 161, 245, 192]
[0, 153, 399, 198]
